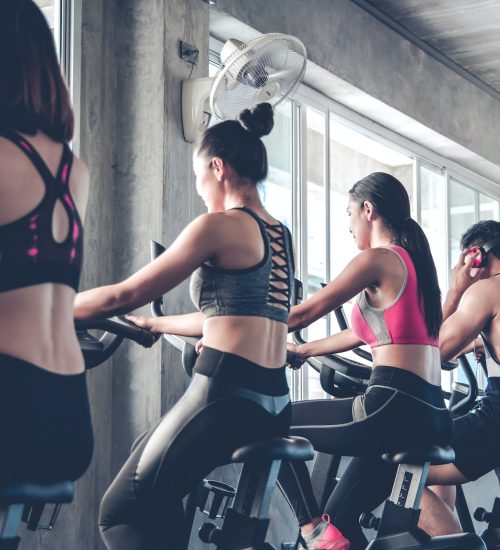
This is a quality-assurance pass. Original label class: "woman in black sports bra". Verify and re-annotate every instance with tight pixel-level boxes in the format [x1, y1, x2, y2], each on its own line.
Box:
[0, 1, 93, 482]
[73, 103, 296, 549]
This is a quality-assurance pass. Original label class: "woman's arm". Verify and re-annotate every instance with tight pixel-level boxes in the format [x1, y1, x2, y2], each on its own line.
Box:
[125, 312, 205, 336]
[292, 328, 363, 360]
[74, 214, 219, 320]
[288, 248, 383, 332]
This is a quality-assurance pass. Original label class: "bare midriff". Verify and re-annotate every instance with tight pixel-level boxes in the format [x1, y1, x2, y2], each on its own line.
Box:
[203, 315, 288, 368]
[0, 284, 84, 375]
[371, 344, 441, 386]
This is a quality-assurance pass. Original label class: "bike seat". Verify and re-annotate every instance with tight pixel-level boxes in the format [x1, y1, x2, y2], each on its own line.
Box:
[231, 436, 314, 463]
[383, 445, 455, 466]
[0, 481, 74, 505]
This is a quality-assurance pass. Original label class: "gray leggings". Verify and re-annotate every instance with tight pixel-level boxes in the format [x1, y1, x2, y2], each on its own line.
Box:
[99, 347, 290, 550]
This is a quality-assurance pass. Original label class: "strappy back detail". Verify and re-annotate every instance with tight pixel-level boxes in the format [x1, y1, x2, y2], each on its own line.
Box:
[189, 206, 295, 324]
[262, 220, 293, 313]
[0, 130, 83, 292]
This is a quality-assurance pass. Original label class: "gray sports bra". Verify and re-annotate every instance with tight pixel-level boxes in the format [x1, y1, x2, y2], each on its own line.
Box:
[189, 206, 295, 324]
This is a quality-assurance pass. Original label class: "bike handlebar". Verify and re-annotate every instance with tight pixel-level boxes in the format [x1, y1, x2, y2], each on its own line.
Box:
[76, 316, 156, 348]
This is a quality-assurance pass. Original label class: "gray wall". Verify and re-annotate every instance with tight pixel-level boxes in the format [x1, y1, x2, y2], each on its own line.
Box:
[21, 0, 208, 548]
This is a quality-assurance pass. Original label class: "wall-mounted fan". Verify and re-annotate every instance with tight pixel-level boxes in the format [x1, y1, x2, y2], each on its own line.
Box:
[182, 33, 307, 142]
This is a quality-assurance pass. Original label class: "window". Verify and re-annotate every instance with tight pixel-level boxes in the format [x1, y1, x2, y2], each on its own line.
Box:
[34, 1, 61, 58]
[261, 101, 293, 228]
[449, 179, 476, 267]
[420, 165, 447, 292]
[480, 193, 500, 221]
[34, 0, 81, 151]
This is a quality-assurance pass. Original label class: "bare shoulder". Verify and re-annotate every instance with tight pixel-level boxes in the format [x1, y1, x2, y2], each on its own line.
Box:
[356, 247, 392, 265]
[0, 135, 15, 154]
[184, 212, 225, 236]
[0, 135, 25, 166]
[461, 277, 498, 318]
[468, 275, 500, 298]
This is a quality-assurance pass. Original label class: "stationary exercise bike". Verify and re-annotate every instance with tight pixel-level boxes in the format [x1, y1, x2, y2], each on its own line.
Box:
[150, 241, 314, 550]
[0, 316, 155, 549]
[300, 302, 486, 549]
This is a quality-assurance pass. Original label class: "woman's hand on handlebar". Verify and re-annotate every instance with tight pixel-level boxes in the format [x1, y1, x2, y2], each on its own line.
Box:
[195, 338, 204, 355]
[125, 315, 158, 333]
[286, 342, 305, 370]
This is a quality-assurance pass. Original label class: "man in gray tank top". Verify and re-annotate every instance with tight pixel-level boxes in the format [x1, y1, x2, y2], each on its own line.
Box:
[417, 220, 500, 536]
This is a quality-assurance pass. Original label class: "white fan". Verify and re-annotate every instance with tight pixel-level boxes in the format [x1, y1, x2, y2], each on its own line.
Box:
[182, 33, 307, 142]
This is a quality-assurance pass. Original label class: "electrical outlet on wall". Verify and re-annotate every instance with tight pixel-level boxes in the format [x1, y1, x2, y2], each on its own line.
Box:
[180, 41, 199, 65]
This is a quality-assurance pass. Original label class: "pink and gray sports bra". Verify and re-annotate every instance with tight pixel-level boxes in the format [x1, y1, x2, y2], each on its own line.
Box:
[0, 129, 83, 293]
[351, 245, 438, 348]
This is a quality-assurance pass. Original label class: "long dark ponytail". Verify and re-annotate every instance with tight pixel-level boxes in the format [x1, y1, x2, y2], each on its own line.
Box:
[349, 172, 442, 338]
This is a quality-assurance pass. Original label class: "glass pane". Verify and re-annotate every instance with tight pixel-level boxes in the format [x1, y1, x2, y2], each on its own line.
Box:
[32, 1, 61, 69]
[306, 106, 326, 296]
[34, 1, 59, 49]
[329, 117, 414, 282]
[303, 106, 327, 399]
[261, 101, 293, 228]
[420, 165, 447, 293]
[480, 193, 500, 221]
[449, 179, 476, 266]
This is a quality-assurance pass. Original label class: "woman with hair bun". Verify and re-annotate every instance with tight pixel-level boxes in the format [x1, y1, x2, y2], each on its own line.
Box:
[74, 103, 296, 549]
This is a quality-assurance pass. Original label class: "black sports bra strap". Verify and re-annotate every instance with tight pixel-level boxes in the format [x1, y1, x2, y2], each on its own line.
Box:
[0, 129, 55, 184]
[55, 142, 73, 186]
[230, 205, 271, 245]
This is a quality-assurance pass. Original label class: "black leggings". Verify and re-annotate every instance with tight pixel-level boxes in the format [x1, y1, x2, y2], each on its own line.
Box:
[0, 353, 93, 483]
[99, 347, 291, 550]
[278, 366, 452, 550]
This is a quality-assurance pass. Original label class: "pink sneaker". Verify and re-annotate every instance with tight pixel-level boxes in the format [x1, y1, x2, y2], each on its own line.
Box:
[302, 514, 350, 550]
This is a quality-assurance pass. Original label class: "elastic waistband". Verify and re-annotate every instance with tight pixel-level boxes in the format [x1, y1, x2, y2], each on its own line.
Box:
[0, 352, 86, 385]
[369, 365, 445, 408]
[193, 346, 289, 396]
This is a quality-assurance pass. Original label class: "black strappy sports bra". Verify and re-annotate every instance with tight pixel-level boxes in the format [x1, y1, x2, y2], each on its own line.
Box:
[0, 130, 83, 292]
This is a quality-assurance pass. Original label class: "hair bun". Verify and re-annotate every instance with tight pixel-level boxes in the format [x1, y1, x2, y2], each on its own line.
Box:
[238, 102, 274, 138]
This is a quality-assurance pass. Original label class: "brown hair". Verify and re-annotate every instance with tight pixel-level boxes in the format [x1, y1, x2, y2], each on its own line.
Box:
[196, 103, 274, 184]
[0, 0, 74, 142]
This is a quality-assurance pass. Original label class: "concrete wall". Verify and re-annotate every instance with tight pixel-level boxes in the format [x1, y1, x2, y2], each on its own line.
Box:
[20, 0, 208, 548]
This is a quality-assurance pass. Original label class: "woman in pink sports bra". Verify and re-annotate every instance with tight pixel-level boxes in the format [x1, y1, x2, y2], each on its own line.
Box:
[279, 172, 452, 550]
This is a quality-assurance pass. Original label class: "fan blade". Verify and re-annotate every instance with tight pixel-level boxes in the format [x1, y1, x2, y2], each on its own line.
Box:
[266, 67, 300, 84]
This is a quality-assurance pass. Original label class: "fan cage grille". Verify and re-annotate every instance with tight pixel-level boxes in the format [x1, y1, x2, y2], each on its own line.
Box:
[211, 33, 307, 121]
